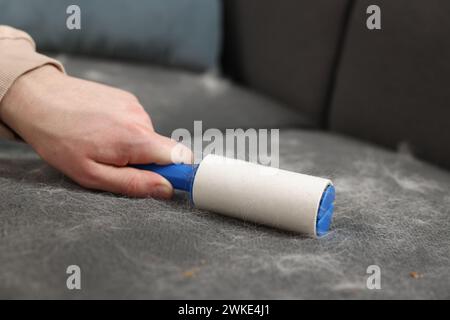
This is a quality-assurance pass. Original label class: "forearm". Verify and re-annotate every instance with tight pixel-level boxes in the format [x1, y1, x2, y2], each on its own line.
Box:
[0, 25, 65, 139]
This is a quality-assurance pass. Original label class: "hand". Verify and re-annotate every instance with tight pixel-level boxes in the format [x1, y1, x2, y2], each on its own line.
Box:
[0, 65, 192, 198]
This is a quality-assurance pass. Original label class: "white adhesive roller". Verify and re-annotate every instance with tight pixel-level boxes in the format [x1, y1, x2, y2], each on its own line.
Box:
[134, 154, 335, 236]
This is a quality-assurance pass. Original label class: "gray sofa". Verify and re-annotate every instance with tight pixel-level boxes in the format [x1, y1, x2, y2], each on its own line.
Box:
[1, 0, 449, 299]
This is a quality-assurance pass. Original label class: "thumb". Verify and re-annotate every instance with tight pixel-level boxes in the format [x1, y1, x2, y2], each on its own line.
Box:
[82, 161, 173, 198]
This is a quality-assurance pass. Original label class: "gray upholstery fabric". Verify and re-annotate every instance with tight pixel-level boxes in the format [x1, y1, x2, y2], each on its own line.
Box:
[57, 54, 309, 136]
[329, 0, 450, 169]
[0, 0, 221, 71]
[1, 56, 449, 299]
[1, 129, 449, 299]
[222, 0, 351, 127]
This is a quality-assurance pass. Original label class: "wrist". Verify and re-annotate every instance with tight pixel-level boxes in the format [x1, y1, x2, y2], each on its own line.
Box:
[0, 65, 63, 133]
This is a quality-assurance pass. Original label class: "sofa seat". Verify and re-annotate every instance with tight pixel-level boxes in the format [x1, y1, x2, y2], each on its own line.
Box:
[0, 56, 449, 299]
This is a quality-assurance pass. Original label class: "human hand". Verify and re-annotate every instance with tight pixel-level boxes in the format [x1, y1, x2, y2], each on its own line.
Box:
[0, 65, 192, 198]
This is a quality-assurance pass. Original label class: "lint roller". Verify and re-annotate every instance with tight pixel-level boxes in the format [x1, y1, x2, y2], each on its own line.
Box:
[134, 155, 335, 236]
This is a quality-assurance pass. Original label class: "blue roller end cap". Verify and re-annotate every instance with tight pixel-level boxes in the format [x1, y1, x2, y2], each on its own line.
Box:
[316, 185, 336, 237]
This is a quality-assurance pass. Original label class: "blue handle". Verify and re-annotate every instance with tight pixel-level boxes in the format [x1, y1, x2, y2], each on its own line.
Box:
[132, 163, 198, 193]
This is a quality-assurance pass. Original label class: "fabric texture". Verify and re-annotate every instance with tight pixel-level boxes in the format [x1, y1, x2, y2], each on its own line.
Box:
[0, 0, 221, 71]
[0, 25, 64, 140]
[222, 0, 351, 127]
[0, 130, 449, 299]
[0, 57, 449, 298]
[329, 0, 450, 169]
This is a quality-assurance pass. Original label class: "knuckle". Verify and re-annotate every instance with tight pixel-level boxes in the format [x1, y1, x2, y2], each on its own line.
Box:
[141, 111, 153, 124]
[123, 173, 141, 195]
[115, 90, 141, 110]
[113, 153, 129, 167]
[125, 121, 150, 137]
[116, 88, 138, 101]
[127, 102, 146, 116]
[76, 162, 99, 188]
[125, 91, 139, 102]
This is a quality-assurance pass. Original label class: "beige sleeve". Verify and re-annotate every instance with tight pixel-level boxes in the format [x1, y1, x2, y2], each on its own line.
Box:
[0, 25, 65, 140]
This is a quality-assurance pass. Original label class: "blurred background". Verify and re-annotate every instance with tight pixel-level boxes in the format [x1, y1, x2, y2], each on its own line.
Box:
[1, 0, 449, 169]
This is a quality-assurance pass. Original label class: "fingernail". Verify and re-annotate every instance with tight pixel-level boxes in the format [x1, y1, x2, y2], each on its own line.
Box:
[152, 183, 173, 199]
[171, 143, 193, 164]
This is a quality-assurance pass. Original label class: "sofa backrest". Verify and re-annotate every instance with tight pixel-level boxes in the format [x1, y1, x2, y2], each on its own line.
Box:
[223, 0, 450, 169]
[329, 0, 450, 169]
[221, 0, 352, 128]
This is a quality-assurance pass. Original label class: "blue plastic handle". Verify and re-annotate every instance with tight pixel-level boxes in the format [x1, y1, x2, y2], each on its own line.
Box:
[132, 163, 198, 193]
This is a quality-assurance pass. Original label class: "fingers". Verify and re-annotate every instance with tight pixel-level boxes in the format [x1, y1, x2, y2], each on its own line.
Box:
[81, 161, 173, 198]
[127, 131, 193, 165]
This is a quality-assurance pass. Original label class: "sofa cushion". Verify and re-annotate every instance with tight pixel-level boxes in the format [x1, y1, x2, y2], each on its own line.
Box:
[0, 128, 449, 299]
[329, 0, 450, 169]
[57, 54, 309, 136]
[0, 0, 221, 71]
[222, 0, 352, 127]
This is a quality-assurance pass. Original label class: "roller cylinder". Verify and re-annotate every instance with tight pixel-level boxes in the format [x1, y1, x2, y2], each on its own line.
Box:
[192, 155, 334, 236]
